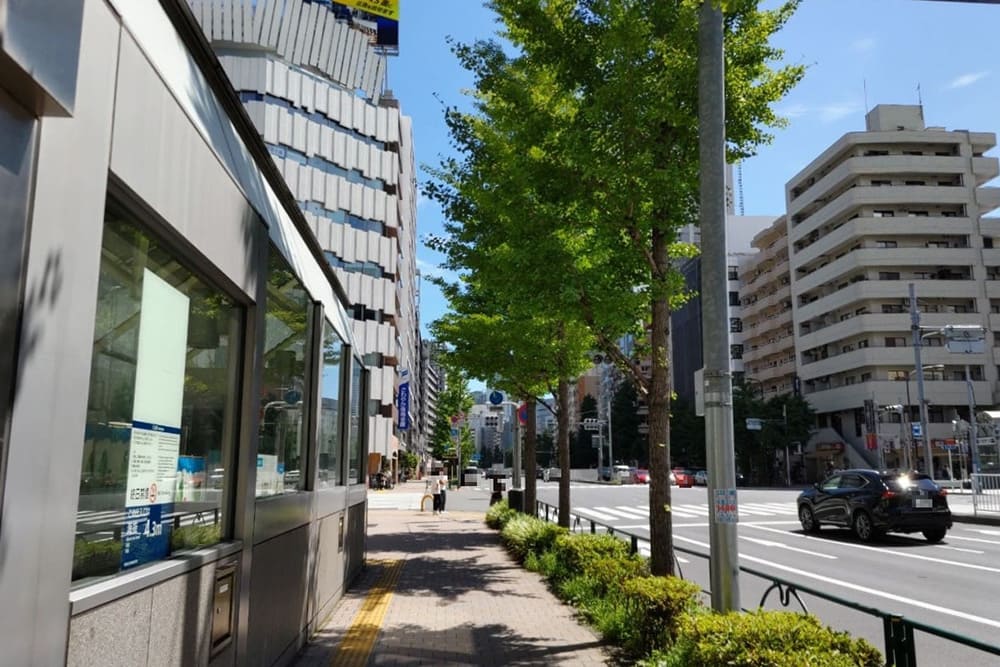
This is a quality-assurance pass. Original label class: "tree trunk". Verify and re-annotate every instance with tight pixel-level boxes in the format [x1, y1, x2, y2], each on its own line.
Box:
[524, 397, 538, 513]
[557, 377, 571, 528]
[648, 226, 674, 576]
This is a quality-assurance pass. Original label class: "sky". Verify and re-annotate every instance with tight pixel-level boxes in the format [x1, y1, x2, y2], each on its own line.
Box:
[388, 0, 1000, 340]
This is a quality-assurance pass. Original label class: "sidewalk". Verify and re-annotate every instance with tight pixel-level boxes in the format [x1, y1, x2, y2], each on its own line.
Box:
[294, 481, 610, 666]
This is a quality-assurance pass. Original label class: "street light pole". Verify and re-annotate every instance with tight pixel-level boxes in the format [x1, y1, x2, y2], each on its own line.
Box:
[965, 364, 981, 476]
[909, 284, 933, 473]
[699, 0, 740, 613]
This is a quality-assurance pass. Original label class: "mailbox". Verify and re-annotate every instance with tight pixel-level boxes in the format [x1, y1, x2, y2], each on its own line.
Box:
[211, 563, 237, 656]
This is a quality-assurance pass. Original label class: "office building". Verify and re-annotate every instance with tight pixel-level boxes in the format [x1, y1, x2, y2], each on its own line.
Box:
[192, 0, 421, 476]
[0, 2, 379, 664]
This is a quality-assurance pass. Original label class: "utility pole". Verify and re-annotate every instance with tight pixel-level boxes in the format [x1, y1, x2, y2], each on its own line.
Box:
[909, 284, 933, 474]
[699, 0, 740, 613]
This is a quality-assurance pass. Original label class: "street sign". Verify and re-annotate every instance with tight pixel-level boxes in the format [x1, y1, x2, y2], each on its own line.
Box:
[911, 422, 923, 438]
[977, 436, 996, 446]
[745, 418, 763, 431]
[517, 403, 528, 425]
[489, 390, 504, 406]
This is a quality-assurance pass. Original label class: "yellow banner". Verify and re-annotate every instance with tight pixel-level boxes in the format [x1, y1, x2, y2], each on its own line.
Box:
[339, 0, 399, 21]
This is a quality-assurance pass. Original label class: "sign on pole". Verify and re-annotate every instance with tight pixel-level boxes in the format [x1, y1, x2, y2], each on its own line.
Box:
[745, 417, 763, 431]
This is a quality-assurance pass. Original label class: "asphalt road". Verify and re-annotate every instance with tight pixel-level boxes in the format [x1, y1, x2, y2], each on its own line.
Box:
[534, 483, 1000, 666]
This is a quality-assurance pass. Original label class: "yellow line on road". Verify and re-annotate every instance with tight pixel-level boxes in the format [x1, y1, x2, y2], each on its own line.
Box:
[333, 559, 404, 667]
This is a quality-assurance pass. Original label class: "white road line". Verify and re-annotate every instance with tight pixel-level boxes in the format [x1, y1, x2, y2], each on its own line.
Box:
[676, 504, 711, 515]
[741, 535, 837, 559]
[674, 535, 1000, 630]
[746, 523, 1000, 575]
[935, 545, 986, 554]
[741, 503, 797, 515]
[575, 507, 618, 521]
[947, 535, 1000, 546]
[595, 506, 648, 519]
[616, 505, 652, 517]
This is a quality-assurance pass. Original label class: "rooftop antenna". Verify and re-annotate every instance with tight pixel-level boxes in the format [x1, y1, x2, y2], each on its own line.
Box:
[863, 78, 869, 114]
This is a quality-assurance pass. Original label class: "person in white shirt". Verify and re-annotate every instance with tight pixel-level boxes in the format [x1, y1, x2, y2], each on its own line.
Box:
[438, 472, 448, 513]
[430, 474, 442, 514]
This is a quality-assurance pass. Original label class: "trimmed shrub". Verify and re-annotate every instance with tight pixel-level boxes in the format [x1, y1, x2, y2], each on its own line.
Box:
[643, 610, 883, 667]
[500, 514, 567, 562]
[619, 575, 701, 654]
[485, 498, 518, 530]
[548, 533, 631, 584]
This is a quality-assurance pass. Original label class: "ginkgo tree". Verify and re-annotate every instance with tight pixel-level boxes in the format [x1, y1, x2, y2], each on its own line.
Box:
[428, 0, 804, 573]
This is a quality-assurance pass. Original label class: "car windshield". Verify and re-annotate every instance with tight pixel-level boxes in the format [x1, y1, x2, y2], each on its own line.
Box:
[883, 473, 939, 492]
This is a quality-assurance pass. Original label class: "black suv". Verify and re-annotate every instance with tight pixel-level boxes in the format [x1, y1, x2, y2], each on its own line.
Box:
[797, 469, 951, 543]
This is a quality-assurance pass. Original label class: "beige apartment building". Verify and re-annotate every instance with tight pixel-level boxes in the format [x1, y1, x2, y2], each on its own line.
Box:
[785, 104, 1000, 475]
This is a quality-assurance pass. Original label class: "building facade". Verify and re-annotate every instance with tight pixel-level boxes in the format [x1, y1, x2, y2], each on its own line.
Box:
[0, 2, 374, 664]
[787, 104, 1000, 475]
[191, 0, 421, 476]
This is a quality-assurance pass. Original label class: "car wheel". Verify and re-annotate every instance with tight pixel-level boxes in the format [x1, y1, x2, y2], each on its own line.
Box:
[852, 511, 880, 542]
[922, 528, 947, 543]
[798, 505, 820, 533]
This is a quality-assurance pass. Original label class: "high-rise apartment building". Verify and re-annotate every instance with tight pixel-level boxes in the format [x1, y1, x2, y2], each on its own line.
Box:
[193, 1, 420, 469]
[787, 104, 1000, 475]
[739, 215, 796, 397]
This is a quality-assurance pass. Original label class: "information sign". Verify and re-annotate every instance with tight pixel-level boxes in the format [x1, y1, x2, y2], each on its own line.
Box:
[714, 488, 739, 524]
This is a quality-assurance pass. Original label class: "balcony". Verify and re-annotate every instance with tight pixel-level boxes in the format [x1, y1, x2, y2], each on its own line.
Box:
[796, 280, 976, 323]
[804, 379, 992, 414]
[793, 217, 973, 267]
[795, 248, 976, 296]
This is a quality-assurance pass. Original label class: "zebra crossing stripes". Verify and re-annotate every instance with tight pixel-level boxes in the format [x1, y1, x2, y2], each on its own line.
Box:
[575, 502, 798, 522]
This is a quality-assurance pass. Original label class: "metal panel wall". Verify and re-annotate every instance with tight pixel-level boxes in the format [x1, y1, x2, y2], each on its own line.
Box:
[0, 1, 119, 664]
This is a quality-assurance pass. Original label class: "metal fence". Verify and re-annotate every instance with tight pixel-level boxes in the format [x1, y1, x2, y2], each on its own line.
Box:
[972, 473, 1000, 514]
[535, 500, 1000, 667]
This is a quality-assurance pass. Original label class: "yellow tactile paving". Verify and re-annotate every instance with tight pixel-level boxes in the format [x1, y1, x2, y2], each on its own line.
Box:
[332, 559, 404, 667]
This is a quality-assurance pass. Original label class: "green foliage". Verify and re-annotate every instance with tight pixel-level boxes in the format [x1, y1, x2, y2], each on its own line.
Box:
[72, 538, 122, 580]
[620, 576, 702, 653]
[485, 499, 519, 529]
[171, 523, 221, 551]
[399, 450, 420, 474]
[429, 366, 474, 461]
[547, 533, 631, 583]
[645, 610, 883, 667]
[499, 514, 568, 562]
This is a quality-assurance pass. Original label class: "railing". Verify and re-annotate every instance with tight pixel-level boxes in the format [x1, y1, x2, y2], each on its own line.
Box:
[972, 473, 1000, 514]
[534, 500, 1000, 667]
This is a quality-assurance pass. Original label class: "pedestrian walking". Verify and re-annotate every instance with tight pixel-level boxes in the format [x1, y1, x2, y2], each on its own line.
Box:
[430, 473, 442, 514]
[438, 471, 448, 514]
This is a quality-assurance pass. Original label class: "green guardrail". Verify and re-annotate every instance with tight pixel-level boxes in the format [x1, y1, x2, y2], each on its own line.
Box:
[535, 500, 1000, 666]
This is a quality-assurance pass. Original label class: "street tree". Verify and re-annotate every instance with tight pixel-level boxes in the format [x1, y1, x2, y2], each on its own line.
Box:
[469, 0, 804, 574]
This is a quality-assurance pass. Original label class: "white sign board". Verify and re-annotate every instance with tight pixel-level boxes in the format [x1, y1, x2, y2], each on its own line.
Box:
[714, 488, 739, 523]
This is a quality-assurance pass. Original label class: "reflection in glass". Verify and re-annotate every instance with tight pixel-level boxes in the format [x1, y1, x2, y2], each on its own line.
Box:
[317, 321, 344, 487]
[347, 361, 365, 484]
[257, 249, 310, 497]
[74, 209, 241, 583]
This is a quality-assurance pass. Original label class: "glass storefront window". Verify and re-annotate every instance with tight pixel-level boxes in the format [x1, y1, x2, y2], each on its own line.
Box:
[74, 207, 242, 583]
[317, 320, 344, 487]
[347, 360, 365, 484]
[257, 249, 311, 497]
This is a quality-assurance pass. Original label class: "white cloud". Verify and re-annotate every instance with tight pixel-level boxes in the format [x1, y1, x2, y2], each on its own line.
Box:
[850, 37, 875, 53]
[415, 257, 459, 283]
[948, 71, 989, 89]
[818, 102, 862, 123]
[777, 103, 808, 119]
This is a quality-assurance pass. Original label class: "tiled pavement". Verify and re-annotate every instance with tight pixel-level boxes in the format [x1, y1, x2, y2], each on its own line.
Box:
[294, 504, 610, 666]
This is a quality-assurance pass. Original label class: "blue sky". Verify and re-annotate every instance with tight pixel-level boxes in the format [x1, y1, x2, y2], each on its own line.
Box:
[389, 0, 1000, 339]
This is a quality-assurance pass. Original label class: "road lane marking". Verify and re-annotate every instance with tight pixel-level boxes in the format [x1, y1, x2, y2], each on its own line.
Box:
[575, 507, 617, 521]
[741, 536, 837, 559]
[595, 506, 647, 519]
[673, 535, 1000, 630]
[746, 524, 1000, 575]
[947, 535, 1000, 546]
[334, 559, 404, 666]
[935, 545, 985, 554]
[639, 504, 702, 518]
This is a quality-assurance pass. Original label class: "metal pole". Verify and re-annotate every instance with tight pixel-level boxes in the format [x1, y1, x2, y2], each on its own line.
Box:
[909, 284, 933, 473]
[699, 0, 740, 613]
[905, 379, 913, 470]
[965, 364, 981, 475]
[510, 403, 522, 490]
[608, 397, 614, 471]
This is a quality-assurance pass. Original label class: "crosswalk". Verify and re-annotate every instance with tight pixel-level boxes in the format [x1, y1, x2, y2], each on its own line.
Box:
[366, 492, 426, 510]
[570, 502, 798, 524]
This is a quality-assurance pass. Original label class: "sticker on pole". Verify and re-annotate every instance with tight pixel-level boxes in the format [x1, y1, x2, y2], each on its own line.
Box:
[714, 488, 739, 524]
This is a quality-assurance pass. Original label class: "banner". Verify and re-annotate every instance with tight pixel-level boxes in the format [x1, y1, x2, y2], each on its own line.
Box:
[337, 0, 398, 21]
[397, 369, 410, 430]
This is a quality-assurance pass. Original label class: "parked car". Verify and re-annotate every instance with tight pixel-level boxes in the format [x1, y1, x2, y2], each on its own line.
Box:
[672, 468, 694, 488]
[797, 469, 952, 543]
[631, 468, 650, 484]
[694, 470, 708, 486]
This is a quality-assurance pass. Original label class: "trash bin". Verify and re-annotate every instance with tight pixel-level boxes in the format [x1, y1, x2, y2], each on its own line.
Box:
[490, 477, 506, 505]
[507, 488, 523, 513]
